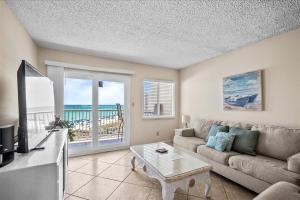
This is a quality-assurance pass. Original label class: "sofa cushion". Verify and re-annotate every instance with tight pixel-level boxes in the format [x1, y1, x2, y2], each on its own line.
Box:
[173, 135, 205, 152]
[288, 152, 300, 174]
[254, 181, 300, 200]
[174, 128, 195, 137]
[197, 145, 240, 165]
[229, 155, 300, 185]
[230, 127, 259, 155]
[190, 119, 217, 139]
[205, 124, 229, 142]
[251, 125, 300, 160]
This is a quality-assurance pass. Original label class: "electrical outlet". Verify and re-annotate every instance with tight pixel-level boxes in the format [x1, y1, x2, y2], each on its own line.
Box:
[156, 131, 159, 136]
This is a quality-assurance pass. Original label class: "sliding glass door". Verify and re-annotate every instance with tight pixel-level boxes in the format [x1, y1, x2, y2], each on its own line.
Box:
[64, 77, 93, 143]
[64, 70, 130, 154]
[97, 81, 125, 144]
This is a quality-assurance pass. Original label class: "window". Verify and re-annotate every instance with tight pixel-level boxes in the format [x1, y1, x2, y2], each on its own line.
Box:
[143, 80, 175, 118]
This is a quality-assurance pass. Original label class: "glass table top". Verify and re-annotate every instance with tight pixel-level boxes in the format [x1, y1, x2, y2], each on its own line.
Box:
[130, 142, 212, 179]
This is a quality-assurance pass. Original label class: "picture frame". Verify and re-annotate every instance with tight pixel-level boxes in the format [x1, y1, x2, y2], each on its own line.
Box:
[223, 70, 263, 111]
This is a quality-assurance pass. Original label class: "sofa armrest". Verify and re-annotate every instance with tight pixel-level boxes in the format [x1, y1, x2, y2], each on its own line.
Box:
[174, 128, 195, 137]
[287, 152, 300, 173]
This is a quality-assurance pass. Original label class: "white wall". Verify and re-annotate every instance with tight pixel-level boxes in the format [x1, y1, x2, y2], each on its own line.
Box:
[180, 28, 300, 128]
[0, 1, 39, 121]
[38, 48, 180, 145]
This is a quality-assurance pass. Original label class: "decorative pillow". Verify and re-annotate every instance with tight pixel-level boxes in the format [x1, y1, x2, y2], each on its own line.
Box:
[205, 124, 229, 142]
[221, 121, 253, 130]
[214, 136, 230, 152]
[206, 136, 217, 148]
[216, 132, 235, 152]
[230, 127, 259, 155]
[191, 119, 216, 139]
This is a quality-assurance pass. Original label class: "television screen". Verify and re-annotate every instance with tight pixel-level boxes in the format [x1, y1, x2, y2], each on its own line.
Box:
[17, 60, 55, 152]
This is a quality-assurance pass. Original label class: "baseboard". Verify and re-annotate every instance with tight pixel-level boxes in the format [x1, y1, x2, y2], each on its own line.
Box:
[69, 145, 129, 158]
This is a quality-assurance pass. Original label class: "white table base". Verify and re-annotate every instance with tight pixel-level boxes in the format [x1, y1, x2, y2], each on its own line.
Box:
[131, 155, 211, 200]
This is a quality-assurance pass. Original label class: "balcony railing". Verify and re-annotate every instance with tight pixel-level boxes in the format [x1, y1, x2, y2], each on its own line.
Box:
[27, 111, 55, 131]
[64, 109, 124, 142]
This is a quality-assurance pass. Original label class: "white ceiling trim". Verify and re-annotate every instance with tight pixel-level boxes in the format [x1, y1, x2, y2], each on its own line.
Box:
[45, 60, 136, 75]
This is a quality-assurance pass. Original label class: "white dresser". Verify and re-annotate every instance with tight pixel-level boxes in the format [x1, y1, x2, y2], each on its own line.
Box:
[0, 129, 68, 200]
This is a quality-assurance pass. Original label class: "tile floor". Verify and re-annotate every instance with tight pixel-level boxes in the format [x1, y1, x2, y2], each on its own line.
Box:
[65, 149, 257, 200]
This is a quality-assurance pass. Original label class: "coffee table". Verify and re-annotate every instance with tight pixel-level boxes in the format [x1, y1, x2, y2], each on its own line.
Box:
[130, 142, 212, 200]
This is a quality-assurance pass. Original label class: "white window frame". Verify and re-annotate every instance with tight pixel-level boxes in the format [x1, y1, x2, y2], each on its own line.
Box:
[142, 79, 176, 119]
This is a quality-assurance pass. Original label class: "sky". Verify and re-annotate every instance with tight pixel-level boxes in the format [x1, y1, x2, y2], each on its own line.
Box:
[224, 72, 259, 88]
[223, 71, 260, 96]
[64, 78, 124, 105]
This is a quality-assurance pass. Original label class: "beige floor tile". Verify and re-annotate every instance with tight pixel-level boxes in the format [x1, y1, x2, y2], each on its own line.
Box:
[107, 182, 152, 200]
[210, 173, 226, 186]
[66, 195, 87, 200]
[188, 181, 227, 200]
[187, 196, 204, 200]
[78, 149, 129, 161]
[174, 193, 188, 200]
[68, 157, 90, 171]
[74, 177, 121, 200]
[147, 189, 162, 200]
[175, 192, 188, 200]
[152, 179, 162, 189]
[115, 149, 131, 155]
[223, 181, 256, 200]
[64, 193, 70, 199]
[148, 189, 188, 200]
[176, 188, 188, 195]
[75, 160, 111, 175]
[114, 152, 134, 167]
[124, 167, 159, 188]
[67, 151, 257, 200]
[74, 154, 97, 161]
[99, 164, 132, 181]
[65, 172, 94, 194]
[92, 150, 129, 163]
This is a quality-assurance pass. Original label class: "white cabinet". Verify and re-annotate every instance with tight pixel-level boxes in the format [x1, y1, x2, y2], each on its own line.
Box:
[0, 129, 68, 200]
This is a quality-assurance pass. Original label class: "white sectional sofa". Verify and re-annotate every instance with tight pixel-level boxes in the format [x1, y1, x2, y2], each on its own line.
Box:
[173, 119, 300, 193]
[254, 181, 300, 200]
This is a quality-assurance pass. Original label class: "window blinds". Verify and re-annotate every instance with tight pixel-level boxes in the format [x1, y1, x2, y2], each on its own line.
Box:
[143, 80, 175, 117]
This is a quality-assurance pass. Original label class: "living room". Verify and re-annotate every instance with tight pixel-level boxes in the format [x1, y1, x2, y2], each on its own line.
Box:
[0, 1, 299, 200]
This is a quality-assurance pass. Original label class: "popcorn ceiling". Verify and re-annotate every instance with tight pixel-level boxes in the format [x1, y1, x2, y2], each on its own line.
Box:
[6, 0, 300, 68]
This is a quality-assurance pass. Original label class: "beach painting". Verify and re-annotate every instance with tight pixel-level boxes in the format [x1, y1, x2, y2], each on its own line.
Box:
[223, 70, 263, 111]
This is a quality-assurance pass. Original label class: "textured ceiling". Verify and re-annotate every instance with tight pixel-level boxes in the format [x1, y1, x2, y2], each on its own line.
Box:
[5, 0, 300, 69]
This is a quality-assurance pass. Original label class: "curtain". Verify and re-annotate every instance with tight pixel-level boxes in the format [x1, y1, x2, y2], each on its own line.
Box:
[47, 66, 64, 118]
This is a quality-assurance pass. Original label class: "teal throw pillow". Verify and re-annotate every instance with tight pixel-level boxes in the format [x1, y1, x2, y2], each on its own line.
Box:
[206, 136, 217, 148]
[216, 132, 235, 152]
[214, 136, 230, 152]
[205, 124, 229, 142]
[229, 127, 259, 155]
[206, 134, 230, 152]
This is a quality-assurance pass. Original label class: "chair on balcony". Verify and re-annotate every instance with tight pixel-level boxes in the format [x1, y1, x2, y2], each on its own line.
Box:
[116, 103, 124, 141]
[154, 103, 163, 115]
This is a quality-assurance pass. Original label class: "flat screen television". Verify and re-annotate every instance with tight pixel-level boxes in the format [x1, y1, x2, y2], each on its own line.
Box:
[17, 60, 55, 153]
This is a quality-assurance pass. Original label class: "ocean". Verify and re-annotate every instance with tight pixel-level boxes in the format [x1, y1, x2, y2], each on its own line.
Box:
[64, 105, 124, 122]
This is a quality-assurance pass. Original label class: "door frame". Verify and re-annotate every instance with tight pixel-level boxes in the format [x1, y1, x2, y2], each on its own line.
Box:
[64, 69, 131, 155]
